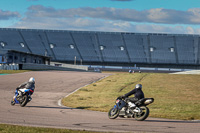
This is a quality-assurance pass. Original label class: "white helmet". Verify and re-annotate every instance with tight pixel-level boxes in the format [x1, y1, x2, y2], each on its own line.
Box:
[29, 77, 35, 83]
[135, 84, 142, 89]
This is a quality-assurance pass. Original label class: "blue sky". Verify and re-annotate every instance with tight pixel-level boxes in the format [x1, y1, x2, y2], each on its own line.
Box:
[0, 0, 200, 34]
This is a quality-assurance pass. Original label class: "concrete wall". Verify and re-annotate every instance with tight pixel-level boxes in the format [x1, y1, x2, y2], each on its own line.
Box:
[21, 63, 88, 71]
[50, 62, 88, 71]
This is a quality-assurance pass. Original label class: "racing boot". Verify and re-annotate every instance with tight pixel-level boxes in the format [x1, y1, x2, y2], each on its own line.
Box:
[28, 96, 32, 101]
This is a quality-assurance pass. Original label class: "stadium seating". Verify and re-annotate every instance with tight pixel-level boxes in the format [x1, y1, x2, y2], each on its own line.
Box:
[20, 30, 47, 55]
[0, 29, 30, 53]
[71, 33, 102, 62]
[123, 34, 148, 63]
[175, 36, 195, 64]
[0, 28, 199, 66]
[45, 31, 81, 61]
[149, 35, 176, 64]
[97, 33, 129, 62]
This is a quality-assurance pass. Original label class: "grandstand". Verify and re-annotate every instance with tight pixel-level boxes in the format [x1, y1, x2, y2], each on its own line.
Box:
[0, 28, 200, 69]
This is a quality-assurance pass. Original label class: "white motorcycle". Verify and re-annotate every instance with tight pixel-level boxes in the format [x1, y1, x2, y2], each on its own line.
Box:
[108, 97, 154, 121]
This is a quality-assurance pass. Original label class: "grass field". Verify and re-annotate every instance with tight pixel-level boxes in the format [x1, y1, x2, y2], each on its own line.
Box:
[0, 70, 30, 74]
[62, 72, 200, 120]
[0, 124, 104, 133]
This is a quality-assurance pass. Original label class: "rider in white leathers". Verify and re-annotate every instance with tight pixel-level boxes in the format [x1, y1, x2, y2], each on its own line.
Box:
[15, 77, 35, 101]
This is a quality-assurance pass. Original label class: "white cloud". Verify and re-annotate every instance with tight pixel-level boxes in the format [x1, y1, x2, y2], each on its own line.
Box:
[22, 5, 200, 25]
[0, 9, 20, 20]
[147, 8, 169, 23]
[188, 8, 200, 23]
[10, 5, 200, 34]
[12, 15, 200, 35]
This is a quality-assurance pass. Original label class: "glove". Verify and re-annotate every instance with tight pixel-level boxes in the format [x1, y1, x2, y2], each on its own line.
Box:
[121, 95, 126, 99]
[118, 95, 125, 99]
[16, 87, 20, 90]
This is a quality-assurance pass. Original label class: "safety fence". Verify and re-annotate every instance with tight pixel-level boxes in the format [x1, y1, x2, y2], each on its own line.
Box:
[0, 64, 19, 70]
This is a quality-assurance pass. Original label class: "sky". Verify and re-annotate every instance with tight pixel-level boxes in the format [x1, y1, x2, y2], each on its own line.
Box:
[0, 0, 200, 34]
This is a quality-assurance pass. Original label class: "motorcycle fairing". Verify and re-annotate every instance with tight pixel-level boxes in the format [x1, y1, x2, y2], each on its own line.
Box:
[135, 98, 154, 106]
[19, 88, 30, 93]
[13, 88, 32, 104]
[115, 99, 126, 110]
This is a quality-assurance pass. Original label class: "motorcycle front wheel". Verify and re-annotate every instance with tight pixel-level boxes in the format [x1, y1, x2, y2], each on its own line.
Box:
[20, 93, 28, 107]
[108, 107, 120, 119]
[134, 106, 149, 121]
[11, 100, 15, 106]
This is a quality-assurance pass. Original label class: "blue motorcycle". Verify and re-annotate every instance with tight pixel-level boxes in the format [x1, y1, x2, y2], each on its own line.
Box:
[11, 88, 33, 107]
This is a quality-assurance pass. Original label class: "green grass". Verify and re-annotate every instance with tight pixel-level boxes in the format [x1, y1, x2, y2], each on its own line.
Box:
[0, 124, 104, 133]
[62, 72, 200, 120]
[0, 70, 30, 74]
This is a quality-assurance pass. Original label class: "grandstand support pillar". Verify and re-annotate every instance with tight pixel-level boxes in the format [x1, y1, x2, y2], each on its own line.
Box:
[38, 31, 54, 57]
[197, 37, 200, 64]
[38, 32, 49, 57]
[74, 56, 76, 65]
[173, 36, 179, 64]
[90, 35, 102, 63]
[121, 33, 131, 63]
[94, 33, 104, 62]
[44, 32, 57, 60]
[80, 59, 82, 65]
[147, 35, 152, 63]
[69, 33, 83, 62]
[18, 31, 32, 53]
[194, 37, 199, 64]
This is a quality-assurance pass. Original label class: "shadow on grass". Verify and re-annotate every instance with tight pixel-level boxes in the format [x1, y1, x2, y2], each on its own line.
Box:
[76, 106, 91, 109]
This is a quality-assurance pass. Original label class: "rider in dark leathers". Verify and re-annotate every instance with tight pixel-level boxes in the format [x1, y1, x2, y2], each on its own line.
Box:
[121, 84, 144, 108]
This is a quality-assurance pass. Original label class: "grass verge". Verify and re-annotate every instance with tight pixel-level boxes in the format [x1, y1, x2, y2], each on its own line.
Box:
[0, 70, 30, 74]
[0, 124, 104, 133]
[62, 72, 200, 120]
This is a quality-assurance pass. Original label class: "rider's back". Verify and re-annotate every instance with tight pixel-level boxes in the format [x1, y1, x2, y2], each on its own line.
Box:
[124, 87, 144, 99]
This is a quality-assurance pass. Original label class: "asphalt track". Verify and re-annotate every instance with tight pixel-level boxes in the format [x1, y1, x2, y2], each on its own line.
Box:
[0, 71, 199, 133]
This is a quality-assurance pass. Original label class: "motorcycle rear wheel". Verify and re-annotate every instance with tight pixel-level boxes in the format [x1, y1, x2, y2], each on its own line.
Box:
[108, 107, 120, 119]
[20, 94, 28, 107]
[134, 106, 149, 121]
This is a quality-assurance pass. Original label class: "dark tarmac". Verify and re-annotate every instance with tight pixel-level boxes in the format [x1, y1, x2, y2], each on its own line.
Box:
[0, 71, 199, 133]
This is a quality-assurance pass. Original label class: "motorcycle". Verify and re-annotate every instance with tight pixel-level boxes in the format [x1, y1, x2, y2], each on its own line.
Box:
[11, 88, 33, 107]
[108, 97, 154, 121]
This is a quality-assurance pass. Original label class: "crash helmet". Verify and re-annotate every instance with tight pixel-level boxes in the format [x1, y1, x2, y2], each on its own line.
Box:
[135, 84, 142, 89]
[29, 77, 35, 83]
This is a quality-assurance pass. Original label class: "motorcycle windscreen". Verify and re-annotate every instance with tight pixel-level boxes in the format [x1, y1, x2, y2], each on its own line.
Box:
[118, 100, 126, 109]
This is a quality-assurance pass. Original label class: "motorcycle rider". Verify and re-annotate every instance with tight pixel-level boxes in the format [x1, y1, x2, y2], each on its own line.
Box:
[120, 84, 144, 109]
[15, 77, 35, 101]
